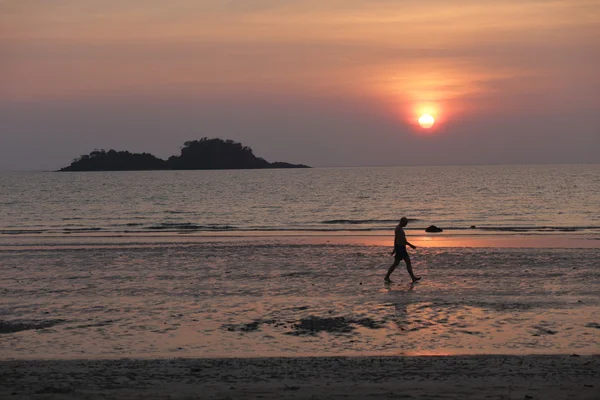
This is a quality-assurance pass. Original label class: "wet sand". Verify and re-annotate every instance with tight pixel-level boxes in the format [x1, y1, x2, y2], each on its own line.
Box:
[2, 235, 599, 398]
[2, 241, 599, 359]
[1, 355, 598, 399]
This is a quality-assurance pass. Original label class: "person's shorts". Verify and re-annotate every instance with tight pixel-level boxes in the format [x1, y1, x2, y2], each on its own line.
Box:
[394, 246, 409, 260]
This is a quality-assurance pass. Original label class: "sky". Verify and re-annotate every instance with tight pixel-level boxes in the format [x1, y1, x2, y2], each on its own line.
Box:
[1, 0, 599, 170]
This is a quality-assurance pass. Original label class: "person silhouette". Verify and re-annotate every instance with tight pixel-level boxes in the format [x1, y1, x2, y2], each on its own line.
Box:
[384, 217, 421, 283]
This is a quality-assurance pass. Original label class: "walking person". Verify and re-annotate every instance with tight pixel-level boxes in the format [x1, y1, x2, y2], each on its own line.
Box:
[385, 217, 421, 283]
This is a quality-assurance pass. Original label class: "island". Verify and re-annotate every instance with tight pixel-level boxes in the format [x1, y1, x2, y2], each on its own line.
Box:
[59, 138, 310, 171]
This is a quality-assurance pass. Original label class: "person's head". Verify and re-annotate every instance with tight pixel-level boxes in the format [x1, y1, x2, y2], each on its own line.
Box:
[400, 217, 409, 227]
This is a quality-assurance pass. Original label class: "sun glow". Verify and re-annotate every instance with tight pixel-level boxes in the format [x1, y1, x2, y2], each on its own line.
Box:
[413, 102, 440, 130]
[418, 114, 435, 128]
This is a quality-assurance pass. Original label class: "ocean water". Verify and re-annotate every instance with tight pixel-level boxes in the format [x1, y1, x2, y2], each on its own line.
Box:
[1, 165, 599, 238]
[1, 165, 599, 359]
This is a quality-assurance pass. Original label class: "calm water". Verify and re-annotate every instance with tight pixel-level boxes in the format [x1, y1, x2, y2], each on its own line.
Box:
[1, 165, 599, 238]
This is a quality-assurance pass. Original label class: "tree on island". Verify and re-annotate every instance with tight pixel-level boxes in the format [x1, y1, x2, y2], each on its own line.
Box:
[167, 138, 270, 169]
[59, 138, 309, 171]
[60, 149, 167, 171]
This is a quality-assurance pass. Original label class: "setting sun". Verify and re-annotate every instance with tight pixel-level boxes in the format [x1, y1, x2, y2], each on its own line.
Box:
[418, 114, 435, 128]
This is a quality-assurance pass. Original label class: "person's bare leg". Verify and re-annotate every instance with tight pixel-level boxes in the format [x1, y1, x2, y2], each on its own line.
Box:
[385, 260, 400, 282]
[404, 256, 421, 282]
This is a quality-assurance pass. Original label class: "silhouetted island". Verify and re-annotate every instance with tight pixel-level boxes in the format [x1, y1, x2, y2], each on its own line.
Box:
[59, 138, 310, 171]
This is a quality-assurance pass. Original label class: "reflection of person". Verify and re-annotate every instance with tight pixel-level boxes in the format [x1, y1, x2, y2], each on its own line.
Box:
[385, 217, 421, 283]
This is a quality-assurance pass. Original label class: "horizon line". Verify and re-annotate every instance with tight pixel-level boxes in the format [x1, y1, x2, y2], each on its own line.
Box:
[2, 162, 599, 173]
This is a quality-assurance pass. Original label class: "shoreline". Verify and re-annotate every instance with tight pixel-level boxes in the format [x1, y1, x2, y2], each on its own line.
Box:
[5, 347, 600, 362]
[1, 232, 599, 250]
[2, 355, 598, 399]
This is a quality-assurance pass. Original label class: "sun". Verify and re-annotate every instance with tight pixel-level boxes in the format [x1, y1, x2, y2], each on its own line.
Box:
[418, 114, 435, 129]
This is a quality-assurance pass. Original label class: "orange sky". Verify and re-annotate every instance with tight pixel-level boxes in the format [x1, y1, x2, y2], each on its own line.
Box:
[0, 0, 599, 169]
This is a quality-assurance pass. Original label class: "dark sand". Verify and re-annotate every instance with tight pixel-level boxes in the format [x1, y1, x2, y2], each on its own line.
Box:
[1, 355, 598, 399]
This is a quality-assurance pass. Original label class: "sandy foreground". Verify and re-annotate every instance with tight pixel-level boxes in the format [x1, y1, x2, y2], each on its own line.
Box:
[1, 355, 598, 399]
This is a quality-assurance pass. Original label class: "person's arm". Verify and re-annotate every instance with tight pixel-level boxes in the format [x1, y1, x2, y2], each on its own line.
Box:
[391, 227, 400, 254]
[406, 241, 417, 249]
[398, 229, 409, 247]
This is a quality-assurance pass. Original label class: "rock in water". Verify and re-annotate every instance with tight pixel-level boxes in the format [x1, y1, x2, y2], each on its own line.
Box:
[425, 225, 443, 233]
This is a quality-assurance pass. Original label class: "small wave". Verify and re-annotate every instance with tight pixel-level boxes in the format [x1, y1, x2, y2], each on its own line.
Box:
[146, 223, 237, 231]
[321, 219, 418, 225]
[452, 226, 600, 232]
[280, 271, 314, 278]
[0, 229, 45, 235]
[0, 319, 66, 334]
[147, 223, 201, 230]
[2, 223, 599, 236]
[242, 227, 384, 232]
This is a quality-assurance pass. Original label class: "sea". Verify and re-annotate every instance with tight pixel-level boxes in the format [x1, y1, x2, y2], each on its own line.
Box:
[1, 165, 599, 359]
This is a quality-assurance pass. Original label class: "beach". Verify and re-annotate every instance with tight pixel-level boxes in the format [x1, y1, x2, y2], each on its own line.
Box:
[1, 167, 599, 398]
[2, 355, 599, 399]
[1, 236, 599, 398]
